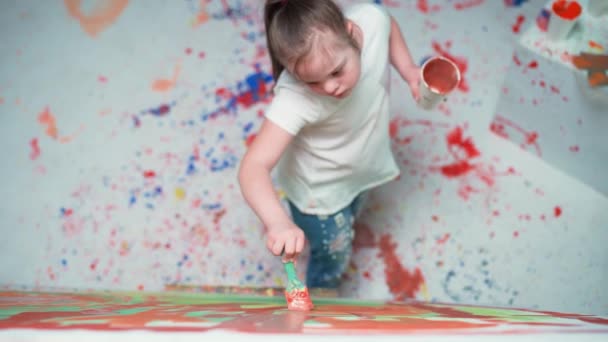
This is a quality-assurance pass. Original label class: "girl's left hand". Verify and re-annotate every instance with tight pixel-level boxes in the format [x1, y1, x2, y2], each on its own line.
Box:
[402, 65, 421, 101]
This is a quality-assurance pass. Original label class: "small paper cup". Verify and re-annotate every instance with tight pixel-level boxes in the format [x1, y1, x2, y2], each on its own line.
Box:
[417, 56, 461, 110]
[547, 0, 582, 41]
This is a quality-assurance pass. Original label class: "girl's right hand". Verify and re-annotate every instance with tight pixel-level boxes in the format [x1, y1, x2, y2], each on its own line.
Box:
[266, 222, 306, 262]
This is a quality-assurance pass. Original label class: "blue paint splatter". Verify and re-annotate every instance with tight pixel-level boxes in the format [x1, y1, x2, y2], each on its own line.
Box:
[202, 65, 273, 120]
[504, 0, 529, 7]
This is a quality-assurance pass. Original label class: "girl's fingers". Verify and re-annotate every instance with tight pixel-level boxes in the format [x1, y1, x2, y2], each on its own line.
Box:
[283, 237, 296, 261]
[272, 240, 284, 256]
[295, 235, 305, 254]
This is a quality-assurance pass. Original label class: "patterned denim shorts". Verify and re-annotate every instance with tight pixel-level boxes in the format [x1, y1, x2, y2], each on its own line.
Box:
[288, 194, 366, 289]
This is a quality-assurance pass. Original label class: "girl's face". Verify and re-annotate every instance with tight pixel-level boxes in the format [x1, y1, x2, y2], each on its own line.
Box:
[289, 24, 362, 99]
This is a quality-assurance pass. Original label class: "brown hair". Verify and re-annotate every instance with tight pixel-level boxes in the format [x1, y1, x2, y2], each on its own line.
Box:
[264, 0, 359, 81]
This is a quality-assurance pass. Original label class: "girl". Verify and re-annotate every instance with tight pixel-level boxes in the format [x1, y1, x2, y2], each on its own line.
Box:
[238, 0, 420, 290]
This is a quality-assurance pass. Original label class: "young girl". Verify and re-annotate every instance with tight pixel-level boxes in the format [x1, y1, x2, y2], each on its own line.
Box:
[238, 0, 420, 290]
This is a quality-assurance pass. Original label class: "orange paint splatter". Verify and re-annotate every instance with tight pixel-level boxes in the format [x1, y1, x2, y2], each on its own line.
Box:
[192, 0, 209, 27]
[152, 64, 181, 92]
[588, 71, 608, 88]
[37, 107, 83, 143]
[38, 107, 59, 139]
[64, 0, 129, 37]
[588, 40, 604, 51]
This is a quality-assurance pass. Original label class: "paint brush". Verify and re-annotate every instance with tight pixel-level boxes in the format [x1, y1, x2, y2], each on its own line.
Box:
[283, 261, 313, 311]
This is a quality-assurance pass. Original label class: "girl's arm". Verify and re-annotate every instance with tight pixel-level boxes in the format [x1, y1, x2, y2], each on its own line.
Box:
[388, 16, 421, 100]
[238, 119, 305, 260]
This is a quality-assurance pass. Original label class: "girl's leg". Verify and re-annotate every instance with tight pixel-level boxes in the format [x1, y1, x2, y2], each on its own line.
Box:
[288, 199, 360, 289]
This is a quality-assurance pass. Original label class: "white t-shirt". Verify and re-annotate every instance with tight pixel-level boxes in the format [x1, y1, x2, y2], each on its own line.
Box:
[265, 3, 399, 215]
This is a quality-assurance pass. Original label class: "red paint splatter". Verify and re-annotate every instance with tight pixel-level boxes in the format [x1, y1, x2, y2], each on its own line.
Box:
[569, 145, 580, 152]
[437, 233, 450, 245]
[527, 60, 538, 69]
[98, 75, 108, 83]
[143, 170, 156, 178]
[512, 15, 525, 33]
[392, 118, 510, 202]
[552, 0, 581, 20]
[432, 41, 469, 92]
[29, 138, 40, 160]
[490, 115, 542, 156]
[526, 131, 538, 145]
[137, 284, 144, 291]
[513, 231, 519, 237]
[454, 0, 484, 11]
[440, 127, 480, 178]
[554, 206, 562, 217]
[185, 47, 192, 55]
[417, 0, 441, 13]
[213, 209, 227, 225]
[378, 234, 425, 300]
[513, 54, 522, 66]
[432, 215, 439, 222]
[550, 85, 560, 94]
[245, 134, 256, 147]
[198, 51, 206, 59]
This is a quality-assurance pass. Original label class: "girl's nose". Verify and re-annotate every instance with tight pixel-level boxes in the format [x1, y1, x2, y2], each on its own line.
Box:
[324, 80, 339, 95]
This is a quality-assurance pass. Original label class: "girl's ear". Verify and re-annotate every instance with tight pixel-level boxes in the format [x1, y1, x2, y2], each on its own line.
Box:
[346, 20, 353, 34]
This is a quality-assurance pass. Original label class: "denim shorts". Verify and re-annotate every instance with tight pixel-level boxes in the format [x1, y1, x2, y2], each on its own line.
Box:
[288, 194, 366, 289]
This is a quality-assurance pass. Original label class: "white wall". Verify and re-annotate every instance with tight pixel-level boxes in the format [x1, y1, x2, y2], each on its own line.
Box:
[0, 0, 606, 315]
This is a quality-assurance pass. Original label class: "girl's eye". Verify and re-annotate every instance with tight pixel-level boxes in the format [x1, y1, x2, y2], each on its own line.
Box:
[331, 69, 342, 77]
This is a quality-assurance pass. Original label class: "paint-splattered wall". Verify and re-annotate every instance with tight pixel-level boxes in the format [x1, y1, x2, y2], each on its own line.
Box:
[0, 0, 606, 315]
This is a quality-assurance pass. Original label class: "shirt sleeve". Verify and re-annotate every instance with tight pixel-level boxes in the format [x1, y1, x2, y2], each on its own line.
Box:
[265, 85, 321, 136]
[369, 4, 391, 37]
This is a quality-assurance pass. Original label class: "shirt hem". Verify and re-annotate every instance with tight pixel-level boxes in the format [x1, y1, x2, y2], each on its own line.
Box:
[284, 169, 400, 216]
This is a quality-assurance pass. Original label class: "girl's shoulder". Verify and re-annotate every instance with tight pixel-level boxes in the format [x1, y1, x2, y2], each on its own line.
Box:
[344, 2, 390, 25]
